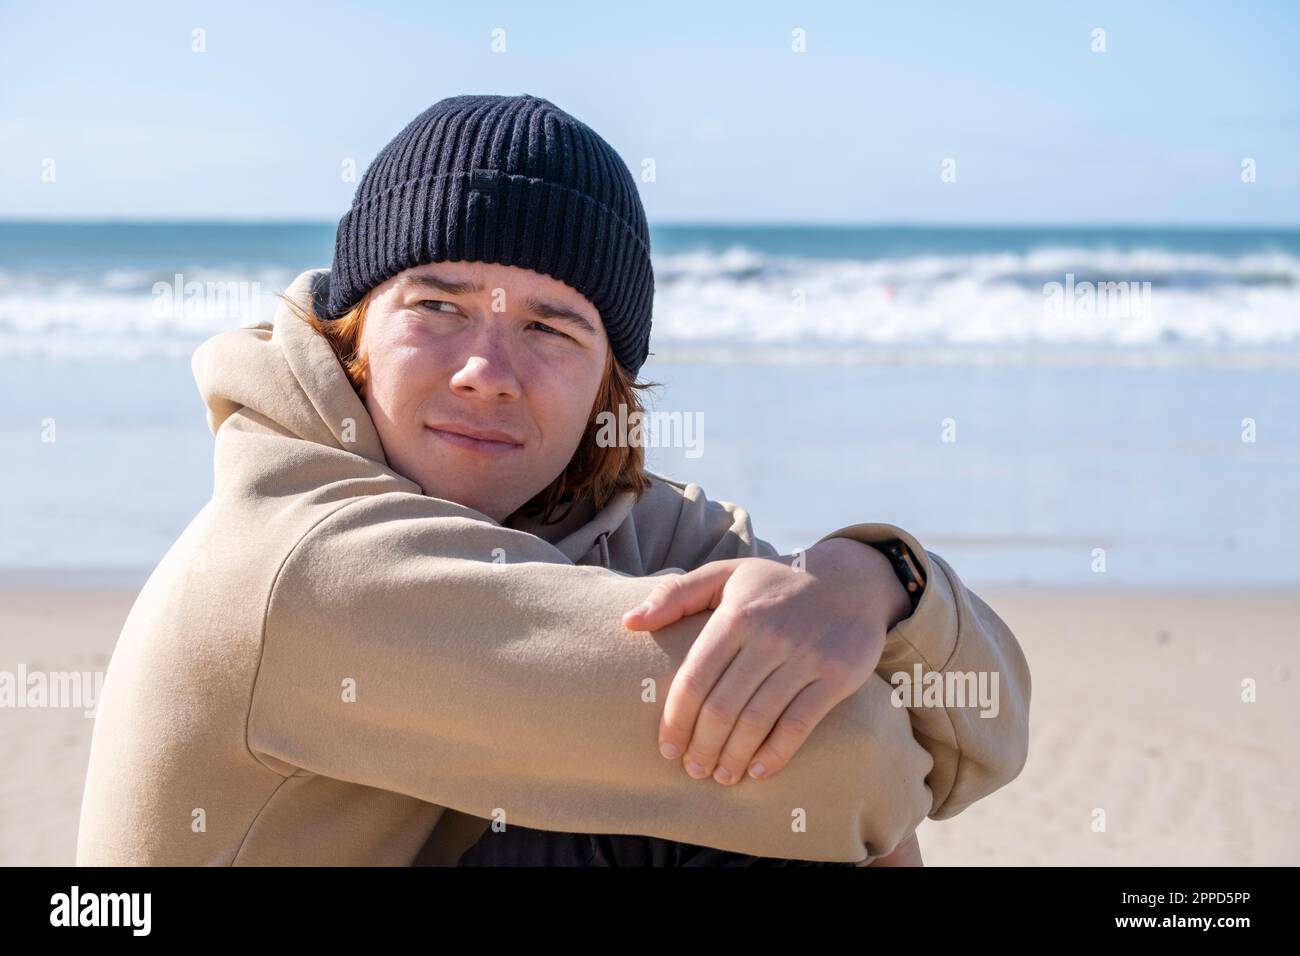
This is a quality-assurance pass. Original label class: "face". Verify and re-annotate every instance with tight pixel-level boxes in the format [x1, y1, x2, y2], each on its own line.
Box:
[357, 261, 610, 522]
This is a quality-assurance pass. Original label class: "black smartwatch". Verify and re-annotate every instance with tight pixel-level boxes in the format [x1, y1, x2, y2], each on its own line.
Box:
[870, 539, 927, 612]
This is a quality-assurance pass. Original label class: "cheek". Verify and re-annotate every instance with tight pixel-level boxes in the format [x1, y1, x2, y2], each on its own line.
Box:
[367, 336, 444, 412]
[531, 363, 603, 447]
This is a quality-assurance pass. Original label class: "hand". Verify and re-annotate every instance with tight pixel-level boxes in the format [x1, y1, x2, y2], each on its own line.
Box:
[622, 538, 912, 786]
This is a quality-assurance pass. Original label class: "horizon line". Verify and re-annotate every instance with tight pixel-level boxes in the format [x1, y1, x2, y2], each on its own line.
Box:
[2, 217, 1299, 232]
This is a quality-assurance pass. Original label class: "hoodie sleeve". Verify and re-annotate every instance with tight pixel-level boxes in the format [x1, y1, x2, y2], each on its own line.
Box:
[247, 491, 934, 864]
[809, 522, 1031, 820]
[648, 479, 1031, 823]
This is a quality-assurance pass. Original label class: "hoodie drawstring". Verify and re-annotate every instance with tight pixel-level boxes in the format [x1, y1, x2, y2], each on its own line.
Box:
[596, 530, 610, 569]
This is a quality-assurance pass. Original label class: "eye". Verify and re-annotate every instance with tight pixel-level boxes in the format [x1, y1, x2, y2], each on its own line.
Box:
[418, 299, 461, 315]
[529, 320, 573, 341]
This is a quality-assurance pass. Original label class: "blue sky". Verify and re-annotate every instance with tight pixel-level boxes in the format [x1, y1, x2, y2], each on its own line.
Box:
[1, 0, 1297, 225]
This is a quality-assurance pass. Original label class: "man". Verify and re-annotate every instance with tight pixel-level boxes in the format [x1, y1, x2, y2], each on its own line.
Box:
[76, 94, 1029, 866]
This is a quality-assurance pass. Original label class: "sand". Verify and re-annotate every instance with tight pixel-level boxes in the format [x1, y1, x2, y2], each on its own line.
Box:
[2, 580, 1296, 866]
[917, 589, 1300, 866]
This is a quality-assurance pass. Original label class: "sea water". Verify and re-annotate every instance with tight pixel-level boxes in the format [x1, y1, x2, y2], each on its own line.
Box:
[2, 222, 1296, 588]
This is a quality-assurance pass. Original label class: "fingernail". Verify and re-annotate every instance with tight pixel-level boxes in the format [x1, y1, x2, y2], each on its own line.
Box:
[628, 602, 651, 617]
[659, 741, 679, 759]
[685, 760, 707, 778]
[713, 766, 732, 785]
[748, 762, 766, 779]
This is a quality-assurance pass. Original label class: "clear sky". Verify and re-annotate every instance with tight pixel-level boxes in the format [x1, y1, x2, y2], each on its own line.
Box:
[2, 0, 1297, 225]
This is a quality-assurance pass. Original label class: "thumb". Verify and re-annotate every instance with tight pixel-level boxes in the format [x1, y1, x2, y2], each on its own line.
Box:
[622, 560, 740, 632]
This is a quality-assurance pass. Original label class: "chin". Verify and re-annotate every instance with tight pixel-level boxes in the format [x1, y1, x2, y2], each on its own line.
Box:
[420, 480, 511, 522]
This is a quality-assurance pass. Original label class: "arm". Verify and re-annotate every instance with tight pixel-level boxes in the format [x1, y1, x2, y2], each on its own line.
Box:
[646, 475, 1031, 821]
[813, 522, 1031, 820]
[248, 491, 934, 863]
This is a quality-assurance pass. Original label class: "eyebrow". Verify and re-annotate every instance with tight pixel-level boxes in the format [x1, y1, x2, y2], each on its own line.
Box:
[398, 272, 599, 338]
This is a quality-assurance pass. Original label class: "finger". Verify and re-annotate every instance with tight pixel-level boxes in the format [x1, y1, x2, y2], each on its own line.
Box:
[655, 602, 748, 766]
[622, 561, 739, 632]
[709, 662, 818, 786]
[678, 638, 787, 781]
[744, 678, 849, 781]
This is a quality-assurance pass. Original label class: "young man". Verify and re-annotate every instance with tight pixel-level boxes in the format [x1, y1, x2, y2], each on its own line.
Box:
[76, 94, 1029, 867]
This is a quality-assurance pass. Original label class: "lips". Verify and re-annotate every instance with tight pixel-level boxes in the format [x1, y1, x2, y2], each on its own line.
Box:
[426, 423, 524, 452]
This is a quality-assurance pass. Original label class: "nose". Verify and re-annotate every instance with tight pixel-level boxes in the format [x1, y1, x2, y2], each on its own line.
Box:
[448, 332, 522, 401]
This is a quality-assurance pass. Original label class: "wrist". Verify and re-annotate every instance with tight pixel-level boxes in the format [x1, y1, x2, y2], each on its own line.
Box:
[808, 538, 912, 632]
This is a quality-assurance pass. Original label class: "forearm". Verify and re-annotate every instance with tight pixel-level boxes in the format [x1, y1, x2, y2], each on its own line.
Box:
[814, 522, 1032, 818]
[649, 480, 1028, 831]
[254, 495, 934, 863]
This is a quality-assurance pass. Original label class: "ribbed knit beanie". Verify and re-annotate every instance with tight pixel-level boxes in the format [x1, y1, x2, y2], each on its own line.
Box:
[324, 93, 654, 376]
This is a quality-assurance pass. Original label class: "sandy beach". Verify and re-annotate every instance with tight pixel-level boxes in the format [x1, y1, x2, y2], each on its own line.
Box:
[2, 578, 1295, 866]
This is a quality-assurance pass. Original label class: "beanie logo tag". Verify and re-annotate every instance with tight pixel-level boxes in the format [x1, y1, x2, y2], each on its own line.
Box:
[470, 167, 502, 190]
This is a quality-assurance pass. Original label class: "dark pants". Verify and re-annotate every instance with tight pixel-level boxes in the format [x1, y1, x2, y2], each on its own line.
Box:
[456, 824, 857, 867]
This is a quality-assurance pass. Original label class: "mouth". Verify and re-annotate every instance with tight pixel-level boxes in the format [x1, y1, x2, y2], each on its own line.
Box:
[425, 423, 525, 454]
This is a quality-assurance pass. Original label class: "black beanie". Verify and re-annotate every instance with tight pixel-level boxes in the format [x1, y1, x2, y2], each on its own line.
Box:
[324, 93, 654, 376]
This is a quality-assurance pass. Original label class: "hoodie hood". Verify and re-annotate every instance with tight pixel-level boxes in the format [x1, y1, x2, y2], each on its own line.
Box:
[190, 267, 636, 565]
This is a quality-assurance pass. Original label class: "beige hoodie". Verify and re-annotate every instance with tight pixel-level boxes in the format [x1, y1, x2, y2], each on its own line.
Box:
[75, 268, 1030, 867]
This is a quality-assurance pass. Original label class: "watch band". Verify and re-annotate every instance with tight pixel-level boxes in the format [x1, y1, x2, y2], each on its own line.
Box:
[871, 539, 927, 611]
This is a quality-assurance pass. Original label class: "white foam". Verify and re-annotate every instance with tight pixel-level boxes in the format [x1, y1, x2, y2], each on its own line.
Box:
[1, 248, 1298, 360]
[651, 245, 1300, 351]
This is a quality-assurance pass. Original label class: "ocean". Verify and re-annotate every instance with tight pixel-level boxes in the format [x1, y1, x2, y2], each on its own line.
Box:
[2, 222, 1297, 588]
